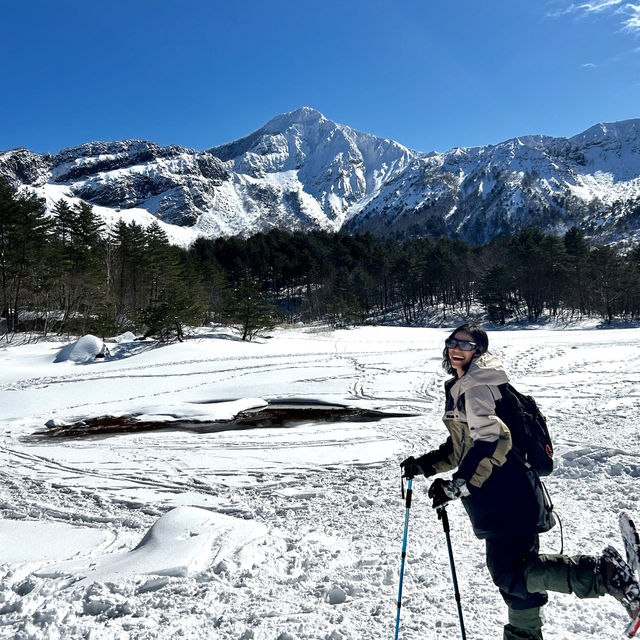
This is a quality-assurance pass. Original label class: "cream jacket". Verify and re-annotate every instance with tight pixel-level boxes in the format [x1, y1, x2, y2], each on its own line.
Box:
[436, 353, 514, 487]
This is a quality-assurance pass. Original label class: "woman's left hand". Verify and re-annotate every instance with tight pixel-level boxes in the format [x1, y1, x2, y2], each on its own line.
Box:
[428, 477, 470, 508]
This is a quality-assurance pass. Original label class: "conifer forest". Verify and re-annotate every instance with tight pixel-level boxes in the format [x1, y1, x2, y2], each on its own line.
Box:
[1, 178, 639, 342]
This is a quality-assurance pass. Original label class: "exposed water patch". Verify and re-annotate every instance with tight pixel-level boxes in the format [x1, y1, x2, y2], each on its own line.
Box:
[31, 399, 417, 440]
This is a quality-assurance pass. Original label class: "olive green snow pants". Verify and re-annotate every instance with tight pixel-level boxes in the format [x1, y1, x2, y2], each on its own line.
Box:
[502, 553, 607, 640]
[526, 553, 606, 600]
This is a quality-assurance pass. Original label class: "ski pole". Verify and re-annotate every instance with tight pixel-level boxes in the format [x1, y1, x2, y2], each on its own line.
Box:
[395, 475, 413, 640]
[437, 505, 467, 640]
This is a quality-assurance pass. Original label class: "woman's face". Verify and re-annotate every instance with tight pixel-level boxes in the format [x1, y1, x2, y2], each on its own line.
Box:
[447, 330, 477, 377]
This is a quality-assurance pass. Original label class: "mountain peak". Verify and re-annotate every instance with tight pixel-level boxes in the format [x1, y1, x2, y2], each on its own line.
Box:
[276, 106, 325, 121]
[261, 107, 327, 133]
[209, 107, 331, 162]
[571, 118, 640, 145]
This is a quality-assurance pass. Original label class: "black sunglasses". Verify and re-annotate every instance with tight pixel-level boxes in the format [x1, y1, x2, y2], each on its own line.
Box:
[445, 338, 477, 351]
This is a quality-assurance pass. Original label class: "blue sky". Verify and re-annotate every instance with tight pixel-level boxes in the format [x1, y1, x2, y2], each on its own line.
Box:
[1, 0, 639, 154]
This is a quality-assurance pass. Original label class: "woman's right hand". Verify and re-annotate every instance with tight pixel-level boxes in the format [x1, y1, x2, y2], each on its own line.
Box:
[400, 455, 428, 479]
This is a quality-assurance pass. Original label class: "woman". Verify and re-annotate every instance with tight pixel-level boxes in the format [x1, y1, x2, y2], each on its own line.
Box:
[401, 324, 638, 640]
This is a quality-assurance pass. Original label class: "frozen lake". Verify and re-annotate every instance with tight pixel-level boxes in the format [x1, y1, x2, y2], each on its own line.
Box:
[1, 325, 639, 639]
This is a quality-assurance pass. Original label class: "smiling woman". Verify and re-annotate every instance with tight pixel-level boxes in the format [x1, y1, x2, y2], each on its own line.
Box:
[442, 324, 489, 378]
[402, 323, 640, 640]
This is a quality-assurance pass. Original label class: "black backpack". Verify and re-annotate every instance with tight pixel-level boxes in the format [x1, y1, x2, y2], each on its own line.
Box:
[495, 383, 554, 476]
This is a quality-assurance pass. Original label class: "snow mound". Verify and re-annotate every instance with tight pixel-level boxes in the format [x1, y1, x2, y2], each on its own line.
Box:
[36, 506, 268, 585]
[54, 334, 108, 363]
[115, 331, 136, 343]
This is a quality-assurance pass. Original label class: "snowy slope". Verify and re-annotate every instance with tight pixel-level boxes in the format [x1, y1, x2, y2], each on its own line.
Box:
[209, 107, 415, 230]
[1, 325, 639, 639]
[346, 125, 640, 243]
[2, 109, 640, 244]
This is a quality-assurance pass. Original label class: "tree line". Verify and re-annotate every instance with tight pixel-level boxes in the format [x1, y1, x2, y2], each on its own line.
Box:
[1, 177, 640, 342]
[197, 226, 640, 326]
[0, 179, 208, 341]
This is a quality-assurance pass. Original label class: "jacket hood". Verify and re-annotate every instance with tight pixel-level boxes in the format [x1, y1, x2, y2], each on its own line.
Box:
[458, 353, 509, 393]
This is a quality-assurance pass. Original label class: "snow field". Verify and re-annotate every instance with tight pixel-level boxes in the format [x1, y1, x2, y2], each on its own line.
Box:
[0, 325, 638, 639]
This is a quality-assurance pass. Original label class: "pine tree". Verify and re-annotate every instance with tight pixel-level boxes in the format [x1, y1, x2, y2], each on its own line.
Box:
[478, 264, 518, 325]
[52, 199, 75, 248]
[138, 278, 206, 342]
[0, 178, 18, 324]
[588, 246, 624, 323]
[143, 221, 173, 305]
[224, 275, 278, 341]
[0, 182, 50, 332]
[188, 237, 229, 323]
[71, 201, 104, 273]
[109, 220, 147, 320]
[508, 228, 548, 321]
[564, 227, 590, 317]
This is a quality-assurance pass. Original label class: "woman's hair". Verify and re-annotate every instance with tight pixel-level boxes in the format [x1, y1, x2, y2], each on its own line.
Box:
[442, 323, 489, 375]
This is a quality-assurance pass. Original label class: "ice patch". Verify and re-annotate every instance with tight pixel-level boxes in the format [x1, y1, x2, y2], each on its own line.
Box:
[131, 398, 269, 423]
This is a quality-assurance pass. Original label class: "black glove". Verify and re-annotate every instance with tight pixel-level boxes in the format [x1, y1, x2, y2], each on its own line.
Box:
[400, 454, 437, 479]
[428, 477, 470, 508]
[400, 456, 420, 479]
[401, 455, 433, 479]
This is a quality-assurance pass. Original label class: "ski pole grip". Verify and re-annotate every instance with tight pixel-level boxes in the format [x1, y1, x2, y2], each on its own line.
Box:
[438, 505, 450, 532]
[405, 483, 412, 509]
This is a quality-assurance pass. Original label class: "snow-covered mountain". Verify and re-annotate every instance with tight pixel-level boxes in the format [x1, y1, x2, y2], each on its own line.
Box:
[2, 107, 640, 245]
[347, 119, 640, 244]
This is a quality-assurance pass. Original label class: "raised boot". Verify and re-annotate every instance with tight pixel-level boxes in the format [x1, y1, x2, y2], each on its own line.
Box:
[503, 606, 543, 640]
[599, 546, 640, 622]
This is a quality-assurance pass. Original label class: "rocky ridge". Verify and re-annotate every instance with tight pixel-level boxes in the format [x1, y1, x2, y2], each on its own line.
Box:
[1, 108, 639, 245]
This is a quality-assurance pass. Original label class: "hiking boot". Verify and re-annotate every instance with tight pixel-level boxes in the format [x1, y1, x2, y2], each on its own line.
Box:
[503, 624, 543, 640]
[600, 546, 640, 618]
[504, 606, 544, 640]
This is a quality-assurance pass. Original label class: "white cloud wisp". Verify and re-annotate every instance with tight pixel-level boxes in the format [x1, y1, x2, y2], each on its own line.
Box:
[547, 0, 640, 34]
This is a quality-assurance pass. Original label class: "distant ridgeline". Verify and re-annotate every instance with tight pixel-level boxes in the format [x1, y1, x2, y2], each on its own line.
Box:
[1, 107, 640, 247]
[1, 175, 639, 339]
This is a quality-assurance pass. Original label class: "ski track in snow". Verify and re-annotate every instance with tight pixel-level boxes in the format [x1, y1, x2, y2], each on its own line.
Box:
[0, 327, 639, 639]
